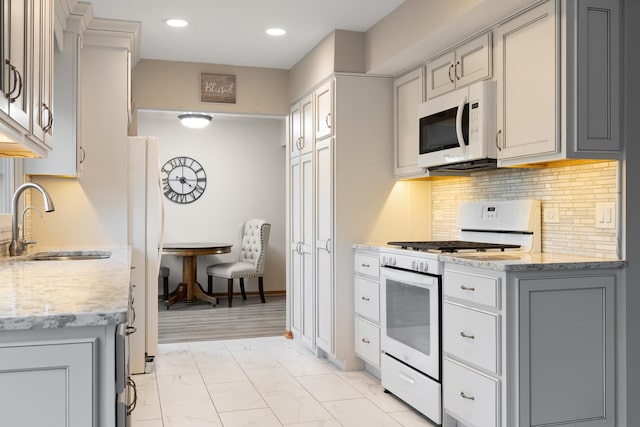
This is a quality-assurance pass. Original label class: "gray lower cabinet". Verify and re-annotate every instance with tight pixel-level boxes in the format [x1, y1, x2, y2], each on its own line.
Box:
[0, 324, 121, 427]
[443, 263, 620, 427]
[517, 274, 615, 427]
[0, 340, 94, 426]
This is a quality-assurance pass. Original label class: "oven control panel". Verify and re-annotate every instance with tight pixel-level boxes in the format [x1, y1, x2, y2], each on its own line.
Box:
[380, 249, 443, 275]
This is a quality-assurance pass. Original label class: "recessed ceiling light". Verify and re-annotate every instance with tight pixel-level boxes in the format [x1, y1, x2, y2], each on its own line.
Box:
[266, 28, 286, 36]
[165, 18, 189, 28]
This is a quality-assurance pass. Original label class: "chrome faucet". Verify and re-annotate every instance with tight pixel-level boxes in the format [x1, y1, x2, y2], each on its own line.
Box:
[9, 183, 55, 256]
[21, 206, 43, 247]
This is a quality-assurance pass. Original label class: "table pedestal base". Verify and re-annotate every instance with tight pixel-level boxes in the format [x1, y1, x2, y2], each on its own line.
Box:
[165, 253, 218, 309]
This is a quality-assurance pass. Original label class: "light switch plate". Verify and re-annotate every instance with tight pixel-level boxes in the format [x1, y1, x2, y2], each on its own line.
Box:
[595, 202, 616, 229]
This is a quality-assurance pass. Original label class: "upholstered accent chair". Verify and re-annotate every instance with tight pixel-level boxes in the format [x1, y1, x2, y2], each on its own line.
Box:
[159, 265, 170, 300]
[206, 219, 270, 307]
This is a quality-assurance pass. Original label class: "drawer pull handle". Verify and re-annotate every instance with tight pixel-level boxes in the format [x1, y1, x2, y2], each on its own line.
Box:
[460, 285, 475, 291]
[460, 331, 475, 340]
[361, 296, 370, 301]
[361, 338, 370, 344]
[399, 372, 415, 385]
[460, 391, 475, 401]
[361, 263, 370, 268]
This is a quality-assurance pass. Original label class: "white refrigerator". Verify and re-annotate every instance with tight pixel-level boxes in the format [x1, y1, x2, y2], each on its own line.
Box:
[128, 136, 164, 374]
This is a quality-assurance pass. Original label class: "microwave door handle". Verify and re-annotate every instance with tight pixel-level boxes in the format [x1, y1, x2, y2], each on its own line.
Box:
[456, 96, 467, 153]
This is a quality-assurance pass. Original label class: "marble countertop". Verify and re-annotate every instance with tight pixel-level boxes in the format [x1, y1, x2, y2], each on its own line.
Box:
[353, 243, 625, 271]
[439, 252, 625, 271]
[0, 246, 131, 331]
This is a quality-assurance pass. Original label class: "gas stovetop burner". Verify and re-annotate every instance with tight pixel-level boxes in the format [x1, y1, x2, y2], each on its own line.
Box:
[387, 240, 521, 253]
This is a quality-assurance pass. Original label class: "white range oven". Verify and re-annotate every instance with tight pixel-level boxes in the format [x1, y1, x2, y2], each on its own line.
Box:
[379, 248, 443, 425]
[378, 199, 541, 426]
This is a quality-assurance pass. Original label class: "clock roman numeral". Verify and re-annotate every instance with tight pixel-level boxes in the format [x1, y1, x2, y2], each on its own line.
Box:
[193, 185, 205, 197]
[164, 188, 177, 199]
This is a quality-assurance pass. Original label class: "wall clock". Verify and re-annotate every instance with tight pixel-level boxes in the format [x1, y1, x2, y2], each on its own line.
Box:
[161, 156, 207, 204]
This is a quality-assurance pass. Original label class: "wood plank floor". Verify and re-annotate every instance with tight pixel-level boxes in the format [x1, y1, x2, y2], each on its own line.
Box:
[158, 295, 286, 344]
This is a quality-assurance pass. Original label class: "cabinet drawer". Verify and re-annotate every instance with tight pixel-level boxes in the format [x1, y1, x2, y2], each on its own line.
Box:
[381, 353, 442, 424]
[354, 253, 379, 278]
[354, 277, 379, 322]
[354, 317, 380, 366]
[444, 269, 499, 308]
[444, 358, 499, 427]
[443, 302, 499, 374]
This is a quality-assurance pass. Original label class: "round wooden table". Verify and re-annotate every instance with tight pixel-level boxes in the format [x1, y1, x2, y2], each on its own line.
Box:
[162, 242, 232, 309]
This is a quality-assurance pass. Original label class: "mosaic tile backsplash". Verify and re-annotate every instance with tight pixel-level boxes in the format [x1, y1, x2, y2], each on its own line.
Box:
[430, 161, 619, 259]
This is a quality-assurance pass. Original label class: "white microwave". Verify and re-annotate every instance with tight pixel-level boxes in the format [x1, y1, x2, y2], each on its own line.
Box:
[417, 80, 497, 171]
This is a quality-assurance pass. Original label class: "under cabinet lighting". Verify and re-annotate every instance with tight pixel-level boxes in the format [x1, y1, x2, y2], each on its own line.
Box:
[178, 113, 213, 129]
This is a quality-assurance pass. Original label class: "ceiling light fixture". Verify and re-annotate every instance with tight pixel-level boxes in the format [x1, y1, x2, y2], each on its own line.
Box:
[266, 28, 286, 36]
[165, 18, 189, 28]
[178, 113, 213, 129]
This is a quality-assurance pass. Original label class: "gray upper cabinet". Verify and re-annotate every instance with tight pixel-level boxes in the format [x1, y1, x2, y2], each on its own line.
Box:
[571, 0, 620, 154]
[426, 33, 492, 100]
[496, 0, 621, 167]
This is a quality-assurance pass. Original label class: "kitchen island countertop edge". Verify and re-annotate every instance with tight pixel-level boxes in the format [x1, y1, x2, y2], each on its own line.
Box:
[353, 243, 626, 271]
[0, 246, 131, 331]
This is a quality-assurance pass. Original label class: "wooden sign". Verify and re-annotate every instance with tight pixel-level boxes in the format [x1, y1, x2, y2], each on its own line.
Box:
[201, 73, 236, 104]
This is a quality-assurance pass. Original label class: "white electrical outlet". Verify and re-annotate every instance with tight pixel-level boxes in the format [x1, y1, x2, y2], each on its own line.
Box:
[595, 202, 616, 229]
[543, 207, 560, 224]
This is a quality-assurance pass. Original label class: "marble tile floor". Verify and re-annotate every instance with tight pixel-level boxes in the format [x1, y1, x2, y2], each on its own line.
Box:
[132, 335, 438, 427]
